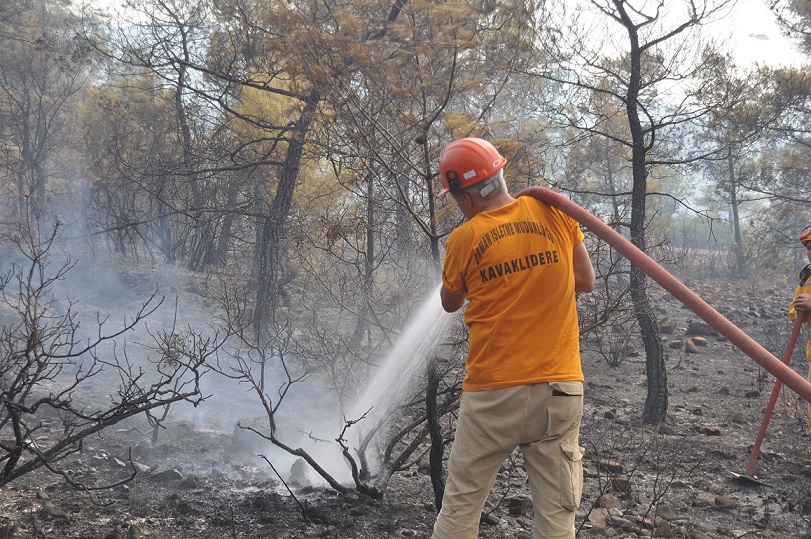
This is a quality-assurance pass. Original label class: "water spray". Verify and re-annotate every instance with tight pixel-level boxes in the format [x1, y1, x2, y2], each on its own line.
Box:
[347, 285, 451, 473]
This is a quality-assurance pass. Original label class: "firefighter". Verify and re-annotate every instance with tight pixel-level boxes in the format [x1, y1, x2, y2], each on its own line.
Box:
[789, 223, 811, 429]
[434, 137, 595, 539]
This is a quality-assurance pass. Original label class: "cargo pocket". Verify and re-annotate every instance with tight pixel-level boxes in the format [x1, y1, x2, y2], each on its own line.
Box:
[550, 381, 584, 398]
[560, 442, 584, 511]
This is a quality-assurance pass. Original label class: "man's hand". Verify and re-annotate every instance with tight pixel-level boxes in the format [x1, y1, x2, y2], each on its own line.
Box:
[793, 293, 811, 312]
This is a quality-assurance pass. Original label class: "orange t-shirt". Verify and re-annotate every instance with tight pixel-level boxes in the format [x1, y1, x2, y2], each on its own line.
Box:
[789, 266, 811, 361]
[442, 196, 585, 391]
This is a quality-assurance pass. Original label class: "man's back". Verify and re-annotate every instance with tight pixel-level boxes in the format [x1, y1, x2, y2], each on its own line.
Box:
[441, 196, 584, 391]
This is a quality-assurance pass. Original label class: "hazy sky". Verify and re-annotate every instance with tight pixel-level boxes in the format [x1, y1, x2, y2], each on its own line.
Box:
[719, 0, 806, 67]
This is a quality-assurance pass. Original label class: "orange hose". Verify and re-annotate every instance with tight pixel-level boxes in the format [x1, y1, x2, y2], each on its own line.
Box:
[745, 314, 805, 475]
[517, 186, 811, 404]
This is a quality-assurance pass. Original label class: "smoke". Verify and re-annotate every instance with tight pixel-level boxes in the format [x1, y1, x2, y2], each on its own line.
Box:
[0, 212, 449, 489]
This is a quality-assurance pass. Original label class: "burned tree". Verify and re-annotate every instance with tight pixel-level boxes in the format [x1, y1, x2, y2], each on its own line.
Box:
[0, 222, 223, 489]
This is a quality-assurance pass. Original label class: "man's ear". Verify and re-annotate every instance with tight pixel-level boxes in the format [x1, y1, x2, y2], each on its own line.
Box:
[452, 191, 467, 206]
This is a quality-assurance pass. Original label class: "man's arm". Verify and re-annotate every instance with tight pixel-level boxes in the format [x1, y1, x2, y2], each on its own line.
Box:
[440, 286, 466, 313]
[573, 242, 595, 293]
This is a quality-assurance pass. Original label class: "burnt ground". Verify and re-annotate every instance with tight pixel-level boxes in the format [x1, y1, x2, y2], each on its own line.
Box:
[3, 278, 811, 539]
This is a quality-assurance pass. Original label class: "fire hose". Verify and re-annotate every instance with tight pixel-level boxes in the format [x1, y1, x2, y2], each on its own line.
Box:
[516, 186, 811, 405]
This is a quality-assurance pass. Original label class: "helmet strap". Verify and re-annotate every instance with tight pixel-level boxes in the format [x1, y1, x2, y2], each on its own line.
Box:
[445, 169, 462, 193]
[478, 176, 502, 198]
[801, 264, 811, 287]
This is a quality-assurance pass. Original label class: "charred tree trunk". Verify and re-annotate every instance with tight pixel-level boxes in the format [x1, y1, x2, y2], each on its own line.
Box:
[349, 171, 376, 349]
[254, 88, 320, 340]
[620, 6, 667, 424]
[727, 152, 745, 278]
[426, 357, 445, 510]
[605, 143, 627, 289]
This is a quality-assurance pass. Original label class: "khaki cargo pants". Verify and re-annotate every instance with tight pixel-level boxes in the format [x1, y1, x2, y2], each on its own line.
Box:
[432, 381, 584, 539]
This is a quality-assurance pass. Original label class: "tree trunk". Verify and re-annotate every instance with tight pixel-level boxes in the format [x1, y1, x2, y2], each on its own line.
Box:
[727, 152, 745, 278]
[605, 144, 627, 288]
[623, 12, 667, 424]
[349, 171, 376, 349]
[421, 137, 445, 510]
[254, 88, 321, 340]
[426, 358, 445, 510]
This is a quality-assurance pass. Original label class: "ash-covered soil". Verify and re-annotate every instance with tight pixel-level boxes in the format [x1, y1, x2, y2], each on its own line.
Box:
[3, 279, 811, 539]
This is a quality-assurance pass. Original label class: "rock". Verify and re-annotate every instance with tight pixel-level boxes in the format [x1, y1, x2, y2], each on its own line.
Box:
[149, 468, 184, 482]
[516, 515, 533, 529]
[715, 494, 741, 509]
[609, 515, 634, 530]
[628, 513, 654, 530]
[702, 425, 725, 436]
[659, 424, 676, 435]
[597, 493, 622, 510]
[598, 459, 624, 474]
[479, 512, 499, 525]
[669, 339, 684, 349]
[691, 336, 708, 346]
[507, 496, 531, 516]
[611, 474, 632, 494]
[660, 319, 678, 334]
[685, 340, 699, 354]
[587, 507, 610, 528]
[127, 524, 144, 539]
[40, 501, 69, 520]
[289, 457, 318, 488]
[655, 503, 677, 519]
[687, 321, 718, 336]
[731, 412, 748, 424]
[132, 462, 153, 474]
[709, 449, 735, 460]
[655, 518, 674, 537]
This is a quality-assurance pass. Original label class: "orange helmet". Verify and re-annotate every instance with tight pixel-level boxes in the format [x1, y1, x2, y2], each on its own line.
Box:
[438, 138, 507, 197]
[801, 224, 811, 244]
